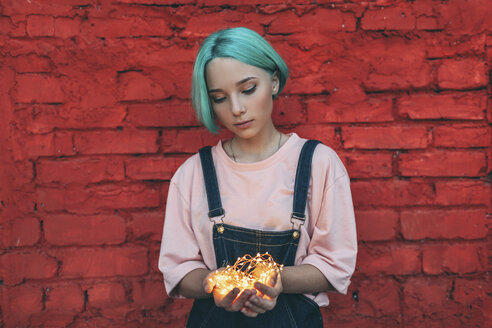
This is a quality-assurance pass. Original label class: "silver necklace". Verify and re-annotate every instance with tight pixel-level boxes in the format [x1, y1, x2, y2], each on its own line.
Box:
[230, 132, 282, 162]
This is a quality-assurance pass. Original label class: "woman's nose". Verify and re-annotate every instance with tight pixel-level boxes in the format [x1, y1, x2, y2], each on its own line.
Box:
[230, 96, 245, 116]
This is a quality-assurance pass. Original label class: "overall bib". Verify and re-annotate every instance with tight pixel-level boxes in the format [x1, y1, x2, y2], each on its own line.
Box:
[186, 140, 323, 328]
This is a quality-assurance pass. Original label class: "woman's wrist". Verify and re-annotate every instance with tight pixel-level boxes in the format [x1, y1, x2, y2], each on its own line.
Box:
[280, 264, 335, 294]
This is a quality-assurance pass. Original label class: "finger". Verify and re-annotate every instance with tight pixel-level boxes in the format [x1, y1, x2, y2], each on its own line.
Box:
[241, 306, 259, 318]
[248, 294, 275, 312]
[203, 275, 215, 294]
[217, 288, 240, 307]
[228, 289, 254, 312]
[254, 282, 277, 299]
[244, 297, 267, 313]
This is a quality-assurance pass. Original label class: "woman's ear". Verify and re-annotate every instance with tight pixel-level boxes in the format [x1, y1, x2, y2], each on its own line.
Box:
[272, 71, 280, 95]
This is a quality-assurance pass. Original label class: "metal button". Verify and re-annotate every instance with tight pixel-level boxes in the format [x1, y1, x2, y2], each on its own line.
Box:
[217, 225, 225, 234]
[292, 230, 299, 239]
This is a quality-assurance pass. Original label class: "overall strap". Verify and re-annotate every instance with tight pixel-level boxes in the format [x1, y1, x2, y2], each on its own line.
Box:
[291, 140, 321, 225]
[198, 146, 225, 219]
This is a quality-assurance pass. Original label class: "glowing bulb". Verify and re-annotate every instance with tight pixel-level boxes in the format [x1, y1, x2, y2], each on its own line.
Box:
[210, 253, 283, 296]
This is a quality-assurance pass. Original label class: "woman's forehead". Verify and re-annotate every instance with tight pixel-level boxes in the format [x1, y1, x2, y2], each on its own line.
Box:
[205, 57, 269, 89]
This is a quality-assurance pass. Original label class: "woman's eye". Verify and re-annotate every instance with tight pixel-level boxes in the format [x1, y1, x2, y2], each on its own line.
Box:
[212, 96, 226, 104]
[242, 85, 256, 95]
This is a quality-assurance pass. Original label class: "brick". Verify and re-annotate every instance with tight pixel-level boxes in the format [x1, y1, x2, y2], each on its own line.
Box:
[398, 92, 487, 120]
[2, 218, 40, 247]
[342, 126, 429, 149]
[1, 285, 43, 327]
[423, 244, 485, 274]
[89, 18, 131, 38]
[453, 278, 489, 305]
[438, 58, 488, 89]
[439, 0, 492, 35]
[161, 128, 230, 154]
[357, 278, 401, 316]
[426, 34, 486, 59]
[324, 317, 402, 328]
[403, 277, 453, 317]
[127, 101, 198, 128]
[0, 16, 15, 35]
[15, 74, 64, 103]
[37, 157, 125, 184]
[401, 209, 487, 240]
[357, 39, 433, 91]
[89, 17, 172, 38]
[87, 282, 128, 308]
[269, 8, 356, 34]
[289, 125, 339, 149]
[117, 0, 193, 4]
[433, 125, 491, 147]
[15, 105, 127, 133]
[434, 180, 491, 206]
[0, 252, 58, 285]
[74, 129, 158, 155]
[125, 157, 185, 180]
[1, 0, 74, 16]
[307, 96, 394, 123]
[398, 150, 487, 177]
[355, 209, 398, 241]
[12, 54, 51, 73]
[340, 151, 393, 178]
[118, 71, 171, 101]
[149, 245, 161, 274]
[130, 211, 165, 242]
[351, 179, 434, 206]
[9, 160, 34, 186]
[132, 279, 168, 309]
[30, 313, 76, 328]
[412, 1, 446, 31]
[272, 95, 305, 125]
[36, 183, 161, 213]
[60, 247, 148, 278]
[130, 17, 173, 37]
[54, 17, 81, 38]
[45, 284, 84, 313]
[27, 15, 54, 37]
[182, 11, 264, 38]
[29, 312, 75, 328]
[44, 214, 127, 246]
[357, 244, 421, 275]
[361, 3, 416, 30]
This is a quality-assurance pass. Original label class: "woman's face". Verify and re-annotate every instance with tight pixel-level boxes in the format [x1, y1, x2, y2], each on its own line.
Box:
[205, 57, 279, 141]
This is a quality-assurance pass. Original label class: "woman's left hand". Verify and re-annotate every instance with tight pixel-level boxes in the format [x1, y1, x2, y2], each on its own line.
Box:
[241, 270, 283, 317]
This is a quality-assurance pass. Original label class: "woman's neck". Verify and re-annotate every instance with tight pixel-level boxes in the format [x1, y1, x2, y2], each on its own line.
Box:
[229, 125, 285, 163]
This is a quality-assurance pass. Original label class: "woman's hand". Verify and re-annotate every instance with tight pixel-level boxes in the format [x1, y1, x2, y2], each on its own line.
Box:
[203, 269, 257, 312]
[241, 270, 283, 317]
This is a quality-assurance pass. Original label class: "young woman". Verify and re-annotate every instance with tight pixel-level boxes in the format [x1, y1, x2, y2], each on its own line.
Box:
[159, 27, 357, 327]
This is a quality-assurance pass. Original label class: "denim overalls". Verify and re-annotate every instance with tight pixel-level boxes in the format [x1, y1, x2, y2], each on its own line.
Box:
[186, 140, 323, 328]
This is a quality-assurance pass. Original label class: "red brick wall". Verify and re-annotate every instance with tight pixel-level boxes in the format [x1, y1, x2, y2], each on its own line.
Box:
[0, 0, 490, 327]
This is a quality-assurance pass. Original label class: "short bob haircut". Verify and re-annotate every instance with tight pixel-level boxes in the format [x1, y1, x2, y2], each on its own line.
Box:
[191, 27, 289, 134]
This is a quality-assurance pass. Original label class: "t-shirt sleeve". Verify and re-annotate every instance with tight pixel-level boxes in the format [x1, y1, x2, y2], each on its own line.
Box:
[300, 149, 357, 295]
[158, 178, 207, 298]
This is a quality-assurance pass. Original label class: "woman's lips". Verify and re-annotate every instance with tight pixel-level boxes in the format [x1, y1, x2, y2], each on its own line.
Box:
[234, 120, 253, 129]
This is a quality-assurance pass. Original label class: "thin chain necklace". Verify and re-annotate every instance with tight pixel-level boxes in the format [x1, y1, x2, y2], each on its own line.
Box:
[230, 132, 282, 163]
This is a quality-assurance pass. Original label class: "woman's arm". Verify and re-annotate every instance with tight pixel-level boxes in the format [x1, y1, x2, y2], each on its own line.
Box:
[281, 264, 335, 294]
[176, 268, 212, 299]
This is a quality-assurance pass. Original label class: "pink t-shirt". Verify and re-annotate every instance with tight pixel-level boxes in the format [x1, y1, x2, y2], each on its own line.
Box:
[159, 133, 357, 306]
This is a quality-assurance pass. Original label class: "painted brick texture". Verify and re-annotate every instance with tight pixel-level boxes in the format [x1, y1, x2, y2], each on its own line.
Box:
[0, 1, 490, 327]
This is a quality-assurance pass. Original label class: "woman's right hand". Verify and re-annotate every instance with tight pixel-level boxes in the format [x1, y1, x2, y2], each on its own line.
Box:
[203, 269, 257, 314]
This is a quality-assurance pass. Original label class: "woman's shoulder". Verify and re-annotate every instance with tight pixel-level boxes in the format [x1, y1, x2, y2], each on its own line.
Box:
[298, 137, 348, 181]
[170, 142, 223, 183]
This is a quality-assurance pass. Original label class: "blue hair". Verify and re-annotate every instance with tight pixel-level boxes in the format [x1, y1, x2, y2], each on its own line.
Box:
[191, 27, 289, 134]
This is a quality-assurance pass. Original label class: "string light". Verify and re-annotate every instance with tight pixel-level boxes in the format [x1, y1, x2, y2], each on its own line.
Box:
[210, 253, 283, 297]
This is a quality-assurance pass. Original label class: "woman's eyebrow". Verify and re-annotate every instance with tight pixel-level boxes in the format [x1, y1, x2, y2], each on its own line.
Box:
[208, 76, 257, 93]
